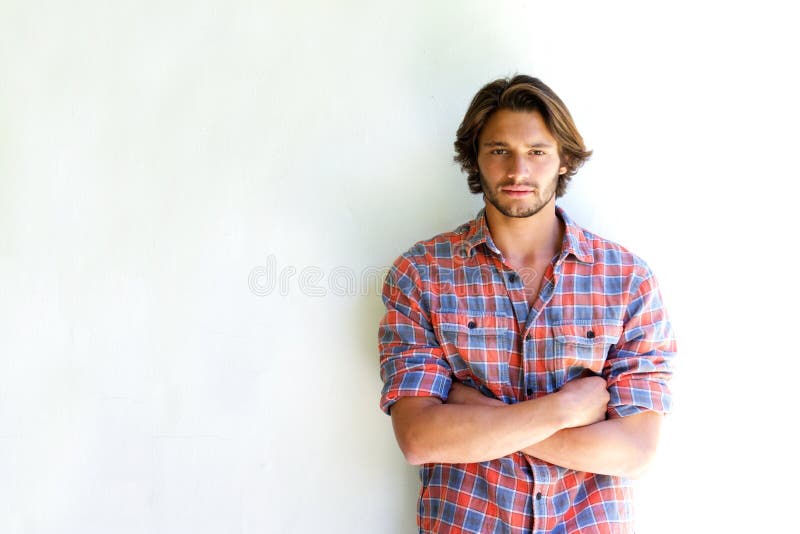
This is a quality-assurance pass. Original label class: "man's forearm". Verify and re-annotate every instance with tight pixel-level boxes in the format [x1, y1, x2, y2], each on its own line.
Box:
[521, 411, 662, 478]
[391, 376, 609, 465]
[391, 395, 569, 465]
[444, 382, 662, 478]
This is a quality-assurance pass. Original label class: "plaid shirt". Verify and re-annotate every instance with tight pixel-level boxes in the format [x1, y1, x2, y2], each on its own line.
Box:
[378, 206, 675, 533]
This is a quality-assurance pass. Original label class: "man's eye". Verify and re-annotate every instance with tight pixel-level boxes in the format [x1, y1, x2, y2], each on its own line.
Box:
[531, 150, 545, 156]
[491, 149, 508, 155]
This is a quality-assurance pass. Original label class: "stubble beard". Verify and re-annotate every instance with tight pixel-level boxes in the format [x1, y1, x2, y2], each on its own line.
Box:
[480, 173, 559, 219]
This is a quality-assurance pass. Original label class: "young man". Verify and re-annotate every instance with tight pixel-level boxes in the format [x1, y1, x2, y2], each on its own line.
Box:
[378, 75, 675, 533]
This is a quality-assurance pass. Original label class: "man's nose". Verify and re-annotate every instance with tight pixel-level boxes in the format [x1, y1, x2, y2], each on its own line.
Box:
[507, 154, 529, 179]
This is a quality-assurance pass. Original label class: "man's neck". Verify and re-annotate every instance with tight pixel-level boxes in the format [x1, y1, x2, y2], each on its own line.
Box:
[483, 200, 564, 265]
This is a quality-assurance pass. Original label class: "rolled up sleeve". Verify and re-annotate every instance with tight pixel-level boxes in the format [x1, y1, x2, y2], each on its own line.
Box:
[605, 265, 676, 419]
[379, 255, 452, 415]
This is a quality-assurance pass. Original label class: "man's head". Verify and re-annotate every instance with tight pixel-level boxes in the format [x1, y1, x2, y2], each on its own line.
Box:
[454, 75, 592, 198]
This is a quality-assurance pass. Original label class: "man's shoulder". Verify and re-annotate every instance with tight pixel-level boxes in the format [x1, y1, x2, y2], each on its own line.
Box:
[392, 219, 475, 268]
[382, 218, 475, 296]
[575, 223, 654, 278]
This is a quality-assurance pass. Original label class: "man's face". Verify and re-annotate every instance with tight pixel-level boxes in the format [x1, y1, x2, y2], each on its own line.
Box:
[476, 109, 567, 219]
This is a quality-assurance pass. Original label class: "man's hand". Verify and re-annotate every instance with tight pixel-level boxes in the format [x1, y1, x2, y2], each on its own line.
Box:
[555, 375, 610, 428]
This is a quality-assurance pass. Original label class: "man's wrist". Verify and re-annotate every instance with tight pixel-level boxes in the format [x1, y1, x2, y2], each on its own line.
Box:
[547, 390, 576, 430]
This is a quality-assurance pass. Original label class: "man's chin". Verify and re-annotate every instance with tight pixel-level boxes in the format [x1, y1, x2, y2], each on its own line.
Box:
[490, 201, 543, 219]
[505, 209, 540, 218]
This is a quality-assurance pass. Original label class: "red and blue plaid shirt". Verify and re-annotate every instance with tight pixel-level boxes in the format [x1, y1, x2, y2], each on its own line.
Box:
[379, 206, 675, 533]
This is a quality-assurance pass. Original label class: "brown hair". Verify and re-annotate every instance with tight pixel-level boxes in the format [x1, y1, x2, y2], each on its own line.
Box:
[454, 74, 592, 197]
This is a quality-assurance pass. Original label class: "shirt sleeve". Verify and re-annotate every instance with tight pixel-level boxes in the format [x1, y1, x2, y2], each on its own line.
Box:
[378, 254, 453, 415]
[605, 264, 676, 419]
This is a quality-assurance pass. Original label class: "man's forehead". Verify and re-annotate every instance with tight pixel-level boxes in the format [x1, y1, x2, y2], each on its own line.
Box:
[479, 110, 557, 146]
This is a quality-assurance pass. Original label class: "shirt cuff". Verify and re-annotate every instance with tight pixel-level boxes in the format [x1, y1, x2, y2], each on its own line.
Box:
[607, 377, 672, 419]
[380, 355, 453, 414]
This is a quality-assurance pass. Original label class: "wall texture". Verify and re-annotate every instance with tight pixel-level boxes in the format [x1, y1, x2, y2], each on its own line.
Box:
[1, 1, 796, 532]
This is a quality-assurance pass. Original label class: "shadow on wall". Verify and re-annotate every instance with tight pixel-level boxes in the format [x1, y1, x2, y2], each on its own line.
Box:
[346, 35, 486, 528]
[354, 273, 420, 531]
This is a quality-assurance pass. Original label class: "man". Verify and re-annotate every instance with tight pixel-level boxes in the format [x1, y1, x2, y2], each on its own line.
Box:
[379, 76, 675, 533]
[378, 75, 675, 533]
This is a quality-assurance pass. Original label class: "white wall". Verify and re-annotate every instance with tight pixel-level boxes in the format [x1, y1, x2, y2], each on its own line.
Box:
[1, 1, 796, 532]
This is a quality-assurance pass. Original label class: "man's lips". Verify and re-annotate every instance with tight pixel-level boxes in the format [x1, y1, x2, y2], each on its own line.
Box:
[500, 186, 535, 196]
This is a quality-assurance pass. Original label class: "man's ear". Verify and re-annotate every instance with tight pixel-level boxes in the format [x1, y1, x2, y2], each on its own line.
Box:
[558, 154, 568, 176]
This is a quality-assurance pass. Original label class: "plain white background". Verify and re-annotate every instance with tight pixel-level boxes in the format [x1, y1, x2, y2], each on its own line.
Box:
[1, 1, 797, 532]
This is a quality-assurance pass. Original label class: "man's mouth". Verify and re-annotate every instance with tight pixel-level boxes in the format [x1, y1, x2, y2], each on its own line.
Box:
[500, 186, 535, 197]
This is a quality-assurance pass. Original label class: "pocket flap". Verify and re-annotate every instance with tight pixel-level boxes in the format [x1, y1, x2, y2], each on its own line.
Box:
[553, 322, 623, 346]
[437, 314, 510, 338]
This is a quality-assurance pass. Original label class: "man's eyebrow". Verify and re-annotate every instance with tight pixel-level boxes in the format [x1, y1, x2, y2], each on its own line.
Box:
[481, 140, 555, 148]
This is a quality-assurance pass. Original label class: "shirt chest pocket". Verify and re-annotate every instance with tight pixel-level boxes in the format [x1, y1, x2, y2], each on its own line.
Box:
[553, 322, 623, 374]
[436, 314, 511, 391]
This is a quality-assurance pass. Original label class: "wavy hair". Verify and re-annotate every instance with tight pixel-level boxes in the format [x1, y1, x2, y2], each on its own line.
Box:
[454, 75, 592, 197]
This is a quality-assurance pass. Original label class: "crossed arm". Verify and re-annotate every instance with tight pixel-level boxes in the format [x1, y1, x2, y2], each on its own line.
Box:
[382, 257, 671, 479]
[390, 381, 662, 479]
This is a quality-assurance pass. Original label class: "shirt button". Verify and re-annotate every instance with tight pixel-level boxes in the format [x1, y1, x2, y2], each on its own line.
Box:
[525, 334, 532, 341]
[508, 273, 517, 283]
[536, 492, 542, 500]
[467, 321, 476, 329]
[586, 330, 595, 339]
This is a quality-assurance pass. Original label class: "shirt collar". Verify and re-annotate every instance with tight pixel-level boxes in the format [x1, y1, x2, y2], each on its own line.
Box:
[462, 205, 594, 264]
[463, 208, 499, 256]
[556, 205, 594, 264]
